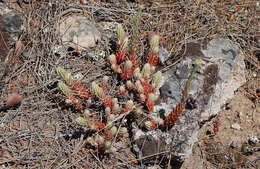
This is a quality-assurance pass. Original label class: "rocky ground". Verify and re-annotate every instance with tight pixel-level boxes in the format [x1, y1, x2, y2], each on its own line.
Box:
[0, 0, 259, 169]
[181, 89, 260, 169]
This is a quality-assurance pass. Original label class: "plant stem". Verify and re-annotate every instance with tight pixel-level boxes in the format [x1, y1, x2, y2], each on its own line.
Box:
[129, 5, 143, 57]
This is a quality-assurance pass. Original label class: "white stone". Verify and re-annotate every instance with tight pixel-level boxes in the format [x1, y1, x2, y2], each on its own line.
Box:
[231, 123, 241, 130]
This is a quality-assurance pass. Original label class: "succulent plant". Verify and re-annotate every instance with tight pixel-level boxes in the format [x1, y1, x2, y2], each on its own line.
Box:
[56, 10, 200, 155]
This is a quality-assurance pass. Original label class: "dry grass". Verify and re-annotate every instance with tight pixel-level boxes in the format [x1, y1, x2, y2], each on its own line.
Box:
[0, 0, 259, 168]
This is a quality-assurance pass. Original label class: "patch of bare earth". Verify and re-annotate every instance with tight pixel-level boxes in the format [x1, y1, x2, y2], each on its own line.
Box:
[181, 85, 260, 169]
[0, 0, 259, 168]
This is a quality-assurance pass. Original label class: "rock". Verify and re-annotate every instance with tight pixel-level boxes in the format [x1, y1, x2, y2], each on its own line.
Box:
[231, 123, 241, 130]
[0, 4, 24, 42]
[248, 135, 260, 145]
[0, 1, 24, 74]
[132, 129, 171, 164]
[159, 47, 170, 65]
[1, 12, 23, 33]
[57, 15, 101, 49]
[133, 38, 246, 163]
[237, 111, 243, 119]
[87, 50, 106, 61]
[0, 1, 9, 16]
[230, 139, 239, 148]
[52, 45, 67, 57]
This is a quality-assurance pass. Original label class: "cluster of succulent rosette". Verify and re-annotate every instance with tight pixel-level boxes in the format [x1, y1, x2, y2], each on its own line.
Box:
[56, 24, 200, 154]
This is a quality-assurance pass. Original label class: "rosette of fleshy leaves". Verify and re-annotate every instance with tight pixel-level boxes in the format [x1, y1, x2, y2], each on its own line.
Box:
[108, 23, 163, 113]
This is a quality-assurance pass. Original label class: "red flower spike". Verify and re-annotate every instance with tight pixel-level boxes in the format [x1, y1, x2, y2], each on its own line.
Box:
[141, 80, 149, 94]
[164, 100, 185, 127]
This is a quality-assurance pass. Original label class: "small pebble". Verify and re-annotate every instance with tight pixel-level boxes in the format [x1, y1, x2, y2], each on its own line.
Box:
[80, 0, 87, 4]
[159, 47, 170, 65]
[230, 139, 238, 148]
[0, 123, 4, 128]
[73, 73, 83, 80]
[231, 123, 241, 130]
[225, 103, 231, 110]
[237, 112, 243, 119]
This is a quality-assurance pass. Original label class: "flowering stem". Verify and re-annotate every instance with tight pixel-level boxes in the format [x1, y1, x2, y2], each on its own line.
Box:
[129, 5, 143, 57]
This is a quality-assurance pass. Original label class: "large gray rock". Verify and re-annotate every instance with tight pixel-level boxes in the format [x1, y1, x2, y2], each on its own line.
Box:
[1, 12, 23, 34]
[132, 38, 246, 163]
[0, 2, 24, 41]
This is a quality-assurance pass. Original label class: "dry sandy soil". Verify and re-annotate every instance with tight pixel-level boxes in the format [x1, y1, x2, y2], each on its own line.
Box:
[181, 88, 260, 169]
[0, 0, 259, 169]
